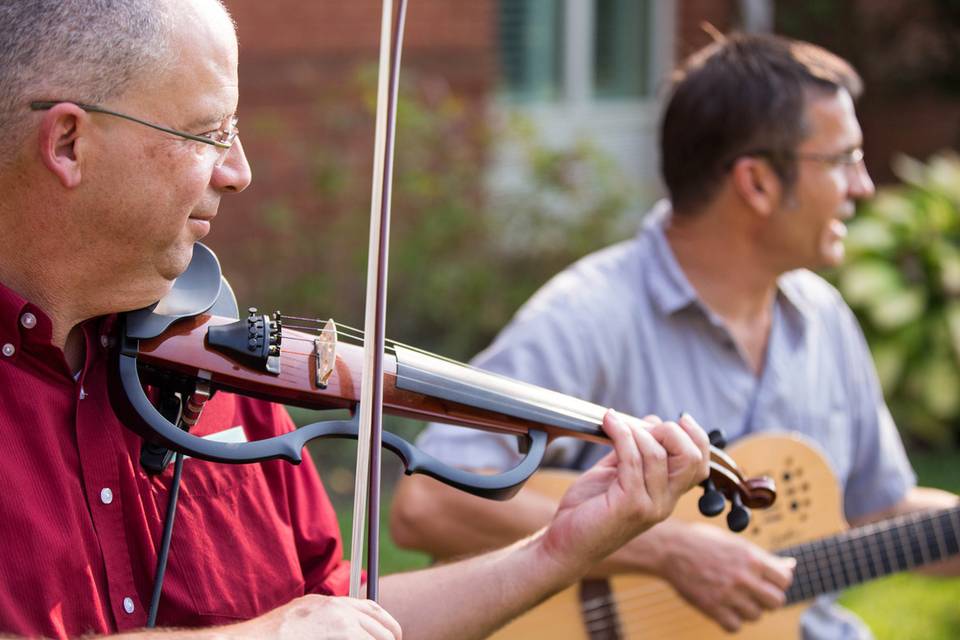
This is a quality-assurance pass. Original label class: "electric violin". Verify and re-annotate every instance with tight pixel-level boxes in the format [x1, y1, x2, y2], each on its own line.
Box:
[109, 244, 776, 519]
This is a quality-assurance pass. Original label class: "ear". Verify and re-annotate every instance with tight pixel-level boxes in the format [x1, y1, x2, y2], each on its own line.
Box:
[729, 157, 782, 217]
[36, 103, 88, 189]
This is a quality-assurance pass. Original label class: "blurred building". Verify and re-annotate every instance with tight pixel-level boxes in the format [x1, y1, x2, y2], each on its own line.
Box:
[215, 0, 959, 304]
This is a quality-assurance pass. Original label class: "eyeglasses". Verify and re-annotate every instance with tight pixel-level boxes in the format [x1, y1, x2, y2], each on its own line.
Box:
[30, 100, 239, 164]
[741, 147, 865, 167]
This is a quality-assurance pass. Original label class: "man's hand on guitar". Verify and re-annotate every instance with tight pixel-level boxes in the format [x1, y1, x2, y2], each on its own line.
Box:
[657, 521, 796, 632]
[540, 411, 710, 578]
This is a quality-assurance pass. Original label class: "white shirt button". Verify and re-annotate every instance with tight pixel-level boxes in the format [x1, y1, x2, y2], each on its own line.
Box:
[100, 488, 114, 505]
[20, 312, 37, 329]
[122, 597, 135, 614]
[100, 335, 109, 348]
[1, 343, 14, 357]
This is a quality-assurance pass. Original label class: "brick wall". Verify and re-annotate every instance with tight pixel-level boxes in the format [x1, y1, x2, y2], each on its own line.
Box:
[212, 1, 496, 299]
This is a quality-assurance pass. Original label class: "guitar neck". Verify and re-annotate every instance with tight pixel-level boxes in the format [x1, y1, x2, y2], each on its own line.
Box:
[781, 504, 960, 603]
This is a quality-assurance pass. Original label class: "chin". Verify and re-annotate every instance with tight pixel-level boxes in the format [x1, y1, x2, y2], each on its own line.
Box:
[158, 243, 197, 281]
[819, 246, 846, 269]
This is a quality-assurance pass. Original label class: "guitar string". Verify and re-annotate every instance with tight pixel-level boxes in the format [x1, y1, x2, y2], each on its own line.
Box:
[571, 507, 960, 635]
[570, 492, 960, 627]
[579, 518, 944, 639]
[580, 513, 947, 620]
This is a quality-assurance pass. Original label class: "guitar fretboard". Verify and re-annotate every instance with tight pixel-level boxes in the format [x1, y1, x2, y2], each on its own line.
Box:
[781, 504, 960, 603]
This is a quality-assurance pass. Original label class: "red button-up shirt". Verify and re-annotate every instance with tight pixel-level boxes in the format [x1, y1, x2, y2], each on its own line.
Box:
[0, 282, 351, 638]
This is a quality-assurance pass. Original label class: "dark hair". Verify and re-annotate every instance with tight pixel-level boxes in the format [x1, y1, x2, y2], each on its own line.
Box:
[660, 33, 863, 215]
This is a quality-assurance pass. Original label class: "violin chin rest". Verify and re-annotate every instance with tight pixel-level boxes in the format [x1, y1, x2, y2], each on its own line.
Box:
[124, 242, 237, 339]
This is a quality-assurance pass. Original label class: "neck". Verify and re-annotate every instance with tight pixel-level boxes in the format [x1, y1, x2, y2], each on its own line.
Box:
[665, 205, 779, 326]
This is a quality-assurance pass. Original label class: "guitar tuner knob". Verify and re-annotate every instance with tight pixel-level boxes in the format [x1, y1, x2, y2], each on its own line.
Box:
[698, 479, 725, 517]
[726, 492, 751, 533]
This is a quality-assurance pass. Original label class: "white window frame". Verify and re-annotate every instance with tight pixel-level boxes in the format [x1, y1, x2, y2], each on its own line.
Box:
[492, 0, 677, 201]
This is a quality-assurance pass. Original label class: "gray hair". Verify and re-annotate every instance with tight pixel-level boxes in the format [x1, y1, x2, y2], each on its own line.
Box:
[0, 0, 175, 162]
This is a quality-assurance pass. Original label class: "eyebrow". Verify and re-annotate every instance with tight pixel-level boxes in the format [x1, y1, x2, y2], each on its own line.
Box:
[183, 113, 230, 132]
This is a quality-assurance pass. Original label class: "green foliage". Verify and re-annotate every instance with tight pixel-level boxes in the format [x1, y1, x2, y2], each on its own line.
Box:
[831, 152, 960, 445]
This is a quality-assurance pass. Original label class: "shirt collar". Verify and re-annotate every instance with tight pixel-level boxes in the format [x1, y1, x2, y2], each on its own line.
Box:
[641, 200, 812, 327]
[642, 201, 701, 317]
[0, 280, 54, 358]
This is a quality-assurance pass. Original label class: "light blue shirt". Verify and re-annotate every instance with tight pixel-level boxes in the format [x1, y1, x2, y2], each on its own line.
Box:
[417, 201, 915, 640]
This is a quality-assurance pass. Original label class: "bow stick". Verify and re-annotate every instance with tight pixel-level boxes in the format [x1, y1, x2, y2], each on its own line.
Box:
[349, 0, 409, 601]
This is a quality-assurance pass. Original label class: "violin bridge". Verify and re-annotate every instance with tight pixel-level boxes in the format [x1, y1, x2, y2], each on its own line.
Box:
[313, 319, 337, 389]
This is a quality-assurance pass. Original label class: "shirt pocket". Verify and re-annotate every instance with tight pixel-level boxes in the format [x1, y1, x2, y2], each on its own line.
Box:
[163, 463, 306, 625]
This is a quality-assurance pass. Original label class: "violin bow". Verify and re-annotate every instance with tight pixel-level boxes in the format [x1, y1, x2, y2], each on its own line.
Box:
[349, 0, 409, 601]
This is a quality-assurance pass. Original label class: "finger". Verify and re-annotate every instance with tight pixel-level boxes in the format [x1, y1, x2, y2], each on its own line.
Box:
[631, 420, 669, 502]
[762, 555, 797, 591]
[648, 420, 705, 492]
[353, 599, 403, 639]
[601, 409, 643, 475]
[358, 615, 397, 640]
[649, 420, 702, 464]
[641, 414, 663, 424]
[678, 413, 711, 458]
[743, 575, 788, 610]
[727, 589, 763, 622]
[712, 606, 742, 633]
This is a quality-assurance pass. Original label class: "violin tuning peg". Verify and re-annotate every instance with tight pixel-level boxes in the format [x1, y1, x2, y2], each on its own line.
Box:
[698, 479, 725, 517]
[707, 429, 728, 449]
[726, 492, 751, 533]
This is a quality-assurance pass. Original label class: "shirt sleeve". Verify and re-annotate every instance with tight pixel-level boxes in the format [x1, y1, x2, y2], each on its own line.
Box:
[838, 302, 917, 523]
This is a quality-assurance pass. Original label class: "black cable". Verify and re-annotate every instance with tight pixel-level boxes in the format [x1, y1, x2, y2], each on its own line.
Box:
[147, 450, 185, 627]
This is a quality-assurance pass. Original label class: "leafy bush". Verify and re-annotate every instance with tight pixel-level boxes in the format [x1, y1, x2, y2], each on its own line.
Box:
[832, 152, 960, 446]
[244, 70, 638, 361]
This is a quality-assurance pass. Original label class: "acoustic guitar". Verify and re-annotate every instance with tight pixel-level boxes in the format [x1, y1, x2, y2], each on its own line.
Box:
[491, 432, 960, 640]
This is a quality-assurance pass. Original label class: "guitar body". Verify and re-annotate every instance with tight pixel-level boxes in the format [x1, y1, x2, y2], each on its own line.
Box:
[490, 432, 847, 640]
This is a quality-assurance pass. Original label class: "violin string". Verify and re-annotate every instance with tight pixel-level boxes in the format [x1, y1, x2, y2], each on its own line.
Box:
[276, 319, 734, 475]
[275, 328, 609, 435]
[279, 314, 489, 370]
[278, 323, 593, 412]
[275, 327, 731, 487]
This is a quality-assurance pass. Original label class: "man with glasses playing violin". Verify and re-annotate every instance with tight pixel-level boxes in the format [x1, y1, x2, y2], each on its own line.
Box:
[0, 1, 714, 639]
[392, 32, 960, 639]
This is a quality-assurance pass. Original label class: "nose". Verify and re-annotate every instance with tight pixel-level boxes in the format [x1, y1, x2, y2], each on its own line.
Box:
[848, 159, 874, 201]
[211, 137, 252, 193]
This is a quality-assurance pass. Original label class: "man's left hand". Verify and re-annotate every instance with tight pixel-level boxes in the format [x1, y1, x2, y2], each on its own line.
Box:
[540, 411, 710, 577]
